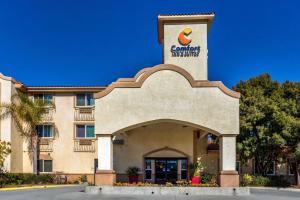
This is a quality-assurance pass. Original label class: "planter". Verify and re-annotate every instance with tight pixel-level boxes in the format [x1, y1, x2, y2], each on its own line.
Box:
[128, 175, 139, 184]
[191, 176, 201, 185]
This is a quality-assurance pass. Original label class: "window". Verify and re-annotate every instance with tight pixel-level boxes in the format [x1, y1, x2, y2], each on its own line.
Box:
[37, 125, 53, 138]
[76, 93, 94, 107]
[288, 162, 296, 175]
[76, 124, 95, 138]
[94, 159, 98, 172]
[38, 160, 52, 172]
[254, 160, 276, 175]
[180, 159, 188, 180]
[33, 93, 53, 104]
[236, 161, 241, 173]
[145, 159, 152, 180]
[266, 161, 276, 175]
[207, 133, 218, 145]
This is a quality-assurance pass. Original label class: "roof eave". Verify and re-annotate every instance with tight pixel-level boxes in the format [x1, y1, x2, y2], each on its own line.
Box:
[157, 13, 215, 44]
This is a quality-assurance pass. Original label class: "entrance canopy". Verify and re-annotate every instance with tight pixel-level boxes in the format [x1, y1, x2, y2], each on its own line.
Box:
[94, 64, 240, 136]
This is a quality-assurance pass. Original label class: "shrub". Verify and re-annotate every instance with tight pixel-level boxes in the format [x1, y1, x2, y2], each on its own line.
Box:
[79, 175, 87, 183]
[126, 167, 139, 176]
[165, 182, 173, 187]
[241, 174, 253, 186]
[200, 172, 212, 184]
[268, 176, 290, 187]
[0, 173, 54, 187]
[240, 174, 290, 187]
[251, 176, 270, 186]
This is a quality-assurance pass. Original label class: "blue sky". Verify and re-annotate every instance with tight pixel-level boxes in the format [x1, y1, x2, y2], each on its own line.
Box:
[0, 0, 299, 88]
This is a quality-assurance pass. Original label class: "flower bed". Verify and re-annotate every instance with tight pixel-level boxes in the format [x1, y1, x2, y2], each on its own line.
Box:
[114, 181, 218, 187]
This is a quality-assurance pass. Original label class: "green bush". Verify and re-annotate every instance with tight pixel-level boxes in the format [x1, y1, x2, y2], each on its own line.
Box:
[0, 173, 54, 187]
[241, 174, 290, 187]
[268, 176, 290, 187]
[200, 172, 212, 184]
[79, 175, 87, 183]
[241, 174, 253, 186]
[251, 175, 270, 186]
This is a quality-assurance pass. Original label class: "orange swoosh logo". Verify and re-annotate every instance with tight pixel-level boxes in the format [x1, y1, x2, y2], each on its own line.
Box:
[178, 28, 192, 46]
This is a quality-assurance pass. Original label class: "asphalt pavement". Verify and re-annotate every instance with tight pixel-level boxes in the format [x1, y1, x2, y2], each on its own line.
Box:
[0, 185, 299, 200]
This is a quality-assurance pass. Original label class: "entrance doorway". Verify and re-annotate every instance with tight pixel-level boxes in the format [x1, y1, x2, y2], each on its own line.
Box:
[155, 159, 178, 184]
[144, 157, 188, 184]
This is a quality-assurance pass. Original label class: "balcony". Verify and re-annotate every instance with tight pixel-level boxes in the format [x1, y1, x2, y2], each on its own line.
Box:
[74, 139, 95, 152]
[38, 139, 53, 152]
[74, 107, 94, 121]
[42, 108, 54, 122]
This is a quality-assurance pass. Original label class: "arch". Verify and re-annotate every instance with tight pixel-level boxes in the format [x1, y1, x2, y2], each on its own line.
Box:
[111, 119, 221, 136]
[143, 146, 189, 158]
[94, 64, 240, 99]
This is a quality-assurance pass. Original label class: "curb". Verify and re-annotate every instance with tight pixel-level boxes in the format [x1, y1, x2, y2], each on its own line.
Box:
[250, 187, 300, 193]
[0, 184, 78, 191]
[86, 186, 250, 196]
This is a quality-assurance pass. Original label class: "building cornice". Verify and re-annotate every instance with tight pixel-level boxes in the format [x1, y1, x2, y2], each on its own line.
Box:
[26, 86, 106, 93]
[157, 13, 215, 44]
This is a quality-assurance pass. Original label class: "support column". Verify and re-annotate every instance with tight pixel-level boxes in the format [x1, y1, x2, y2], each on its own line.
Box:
[219, 135, 239, 187]
[95, 134, 116, 186]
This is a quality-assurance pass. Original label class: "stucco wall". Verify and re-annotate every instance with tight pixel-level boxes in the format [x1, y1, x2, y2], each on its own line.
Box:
[0, 76, 13, 171]
[10, 103, 24, 172]
[95, 69, 239, 136]
[22, 93, 98, 174]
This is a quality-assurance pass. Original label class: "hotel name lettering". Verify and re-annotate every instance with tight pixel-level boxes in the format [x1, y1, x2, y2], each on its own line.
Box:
[170, 45, 201, 57]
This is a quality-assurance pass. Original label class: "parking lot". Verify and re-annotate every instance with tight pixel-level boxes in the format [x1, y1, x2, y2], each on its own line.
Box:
[0, 186, 299, 200]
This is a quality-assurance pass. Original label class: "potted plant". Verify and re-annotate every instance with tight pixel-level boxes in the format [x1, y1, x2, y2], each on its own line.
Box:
[126, 167, 140, 184]
[191, 157, 204, 185]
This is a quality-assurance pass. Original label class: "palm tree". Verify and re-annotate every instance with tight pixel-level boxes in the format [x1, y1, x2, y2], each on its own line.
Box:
[0, 92, 54, 174]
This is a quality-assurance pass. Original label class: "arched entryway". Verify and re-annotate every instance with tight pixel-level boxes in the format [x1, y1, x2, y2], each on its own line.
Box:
[143, 147, 189, 184]
[93, 64, 240, 186]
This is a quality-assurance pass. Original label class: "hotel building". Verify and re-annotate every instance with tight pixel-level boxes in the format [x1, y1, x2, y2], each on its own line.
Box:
[0, 13, 296, 187]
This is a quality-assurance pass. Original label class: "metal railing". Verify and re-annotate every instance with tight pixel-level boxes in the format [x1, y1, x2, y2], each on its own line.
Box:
[74, 139, 96, 152]
[42, 108, 54, 122]
[74, 107, 95, 121]
[38, 139, 53, 152]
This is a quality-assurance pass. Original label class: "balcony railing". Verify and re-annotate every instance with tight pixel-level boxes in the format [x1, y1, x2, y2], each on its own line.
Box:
[42, 108, 54, 122]
[74, 139, 96, 152]
[207, 144, 219, 152]
[74, 107, 94, 121]
[38, 139, 53, 152]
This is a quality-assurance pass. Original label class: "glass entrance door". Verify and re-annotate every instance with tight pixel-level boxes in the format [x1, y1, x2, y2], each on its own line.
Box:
[154, 158, 178, 184]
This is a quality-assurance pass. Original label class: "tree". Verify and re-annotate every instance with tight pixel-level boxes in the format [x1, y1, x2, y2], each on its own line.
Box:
[0, 141, 11, 171]
[234, 74, 300, 176]
[282, 81, 300, 184]
[0, 92, 53, 174]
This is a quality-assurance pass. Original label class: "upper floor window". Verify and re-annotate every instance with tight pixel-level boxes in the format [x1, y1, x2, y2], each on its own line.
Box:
[37, 125, 53, 138]
[33, 93, 53, 104]
[76, 124, 95, 138]
[76, 93, 94, 107]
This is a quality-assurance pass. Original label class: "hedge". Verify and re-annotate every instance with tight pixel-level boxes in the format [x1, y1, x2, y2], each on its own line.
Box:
[241, 174, 291, 187]
[0, 173, 54, 187]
